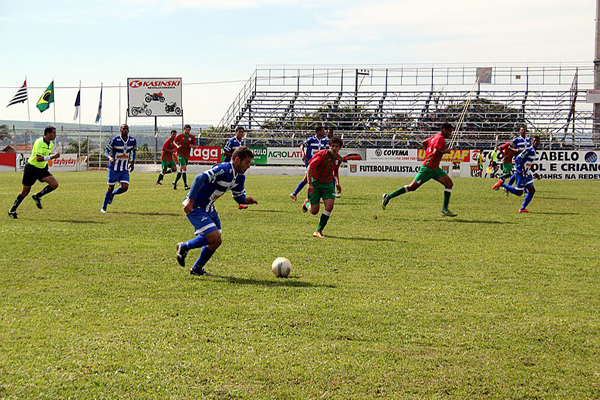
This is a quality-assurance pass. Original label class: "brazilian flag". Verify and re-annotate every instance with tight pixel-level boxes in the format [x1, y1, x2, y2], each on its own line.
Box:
[36, 81, 54, 112]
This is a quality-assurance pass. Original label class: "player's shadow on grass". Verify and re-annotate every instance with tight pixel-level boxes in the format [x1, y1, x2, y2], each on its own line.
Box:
[246, 209, 287, 213]
[532, 211, 579, 215]
[325, 235, 398, 242]
[538, 197, 577, 201]
[444, 219, 514, 225]
[118, 211, 181, 217]
[212, 275, 336, 288]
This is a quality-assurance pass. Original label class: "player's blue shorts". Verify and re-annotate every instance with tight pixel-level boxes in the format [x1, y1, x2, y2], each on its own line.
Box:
[514, 173, 534, 190]
[108, 169, 130, 185]
[187, 209, 222, 236]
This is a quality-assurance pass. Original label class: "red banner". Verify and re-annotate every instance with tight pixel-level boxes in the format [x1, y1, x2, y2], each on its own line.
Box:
[0, 153, 16, 167]
[188, 146, 221, 164]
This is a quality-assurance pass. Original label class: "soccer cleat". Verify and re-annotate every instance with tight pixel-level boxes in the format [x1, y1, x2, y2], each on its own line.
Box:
[518, 208, 531, 213]
[237, 204, 248, 210]
[156, 181, 162, 185]
[176, 242, 188, 267]
[32, 194, 42, 209]
[290, 193, 297, 202]
[334, 193, 341, 198]
[441, 209, 458, 217]
[8, 211, 18, 219]
[100, 208, 107, 213]
[190, 268, 212, 276]
[172, 183, 177, 190]
[302, 199, 309, 213]
[184, 186, 191, 190]
[491, 179, 503, 191]
[381, 193, 390, 210]
[312, 231, 325, 238]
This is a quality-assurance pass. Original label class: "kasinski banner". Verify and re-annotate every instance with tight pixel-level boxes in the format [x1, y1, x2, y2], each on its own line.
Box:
[127, 78, 183, 118]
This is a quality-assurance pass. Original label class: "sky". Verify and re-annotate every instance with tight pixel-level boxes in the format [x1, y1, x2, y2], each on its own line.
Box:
[0, 0, 595, 127]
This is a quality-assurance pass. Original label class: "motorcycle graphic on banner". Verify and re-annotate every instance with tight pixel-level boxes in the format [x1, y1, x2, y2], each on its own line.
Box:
[127, 78, 183, 118]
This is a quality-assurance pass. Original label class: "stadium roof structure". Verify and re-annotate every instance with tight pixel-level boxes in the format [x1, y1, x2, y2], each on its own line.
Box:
[218, 63, 597, 149]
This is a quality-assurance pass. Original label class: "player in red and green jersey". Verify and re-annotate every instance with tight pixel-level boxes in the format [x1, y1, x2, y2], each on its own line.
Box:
[173, 124, 197, 190]
[301, 136, 343, 238]
[498, 139, 517, 180]
[382, 122, 457, 217]
[156, 129, 179, 185]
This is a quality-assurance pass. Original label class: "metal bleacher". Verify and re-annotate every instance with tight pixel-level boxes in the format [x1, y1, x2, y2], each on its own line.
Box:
[217, 63, 596, 149]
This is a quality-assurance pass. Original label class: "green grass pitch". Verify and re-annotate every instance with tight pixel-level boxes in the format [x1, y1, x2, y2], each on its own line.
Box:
[1, 171, 598, 398]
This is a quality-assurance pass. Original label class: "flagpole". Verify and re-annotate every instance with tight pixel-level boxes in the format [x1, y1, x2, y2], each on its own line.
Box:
[78, 80, 81, 170]
[53, 79, 56, 124]
[99, 83, 103, 168]
[26, 77, 31, 147]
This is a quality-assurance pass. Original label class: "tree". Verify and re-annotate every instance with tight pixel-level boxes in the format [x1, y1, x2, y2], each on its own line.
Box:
[0, 124, 10, 141]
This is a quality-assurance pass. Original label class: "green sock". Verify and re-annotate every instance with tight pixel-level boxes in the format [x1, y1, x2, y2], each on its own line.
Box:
[157, 173, 164, 183]
[443, 189, 452, 210]
[174, 173, 181, 184]
[183, 173, 188, 186]
[317, 210, 331, 232]
[389, 185, 407, 199]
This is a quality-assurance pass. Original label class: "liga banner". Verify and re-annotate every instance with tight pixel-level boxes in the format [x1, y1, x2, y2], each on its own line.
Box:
[189, 146, 221, 164]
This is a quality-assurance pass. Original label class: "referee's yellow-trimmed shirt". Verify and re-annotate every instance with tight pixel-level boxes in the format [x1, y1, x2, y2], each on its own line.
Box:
[28, 137, 53, 168]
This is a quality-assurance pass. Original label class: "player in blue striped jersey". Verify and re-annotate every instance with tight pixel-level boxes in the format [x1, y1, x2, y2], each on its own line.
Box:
[223, 126, 249, 210]
[101, 124, 137, 213]
[176, 146, 258, 276]
[506, 126, 531, 186]
[222, 126, 245, 163]
[492, 136, 540, 213]
[290, 125, 329, 201]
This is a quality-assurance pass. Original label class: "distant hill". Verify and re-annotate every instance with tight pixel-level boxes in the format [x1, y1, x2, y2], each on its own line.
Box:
[0, 120, 210, 132]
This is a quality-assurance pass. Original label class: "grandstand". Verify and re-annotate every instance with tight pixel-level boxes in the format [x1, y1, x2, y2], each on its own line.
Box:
[217, 63, 596, 149]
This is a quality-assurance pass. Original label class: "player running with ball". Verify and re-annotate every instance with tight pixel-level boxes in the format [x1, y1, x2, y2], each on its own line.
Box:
[301, 136, 343, 238]
[382, 122, 457, 217]
[176, 146, 258, 276]
[492, 136, 540, 213]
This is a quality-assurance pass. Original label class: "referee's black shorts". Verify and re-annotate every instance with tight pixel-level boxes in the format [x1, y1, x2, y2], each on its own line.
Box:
[22, 163, 52, 187]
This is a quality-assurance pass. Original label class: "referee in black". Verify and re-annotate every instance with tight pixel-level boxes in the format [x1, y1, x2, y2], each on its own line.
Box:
[8, 126, 60, 219]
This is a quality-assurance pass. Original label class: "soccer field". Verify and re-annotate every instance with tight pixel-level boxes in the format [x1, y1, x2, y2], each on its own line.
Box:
[1, 171, 598, 398]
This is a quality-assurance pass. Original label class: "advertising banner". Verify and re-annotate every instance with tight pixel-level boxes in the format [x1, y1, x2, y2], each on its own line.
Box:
[367, 148, 470, 163]
[267, 147, 303, 165]
[532, 162, 600, 180]
[189, 146, 221, 164]
[366, 148, 418, 162]
[472, 149, 599, 164]
[418, 149, 471, 163]
[127, 78, 183, 118]
[348, 161, 443, 177]
[49, 154, 79, 171]
[0, 153, 16, 171]
[249, 146, 268, 164]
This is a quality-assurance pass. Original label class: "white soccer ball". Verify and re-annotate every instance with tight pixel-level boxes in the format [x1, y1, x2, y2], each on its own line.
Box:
[271, 257, 292, 278]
